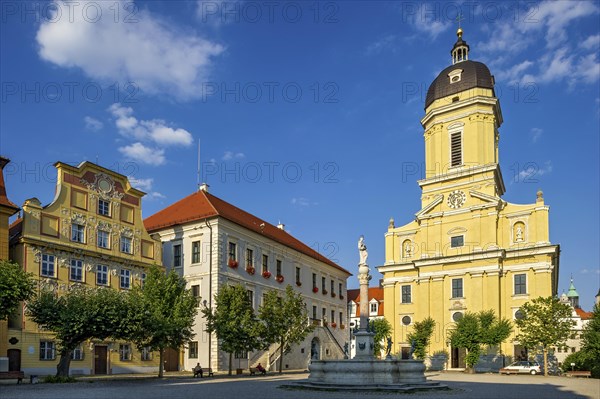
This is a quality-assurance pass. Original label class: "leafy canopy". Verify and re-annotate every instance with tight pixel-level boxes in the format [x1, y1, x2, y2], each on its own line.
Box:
[407, 317, 436, 360]
[202, 284, 261, 374]
[258, 285, 314, 372]
[0, 260, 35, 320]
[368, 318, 392, 357]
[26, 286, 132, 376]
[515, 296, 574, 376]
[448, 310, 512, 369]
[127, 266, 198, 377]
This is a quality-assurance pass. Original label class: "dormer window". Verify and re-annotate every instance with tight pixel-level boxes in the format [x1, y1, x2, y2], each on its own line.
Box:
[448, 69, 463, 84]
[369, 300, 378, 315]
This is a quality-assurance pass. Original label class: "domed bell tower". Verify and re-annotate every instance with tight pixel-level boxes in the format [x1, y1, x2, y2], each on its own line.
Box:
[420, 29, 504, 210]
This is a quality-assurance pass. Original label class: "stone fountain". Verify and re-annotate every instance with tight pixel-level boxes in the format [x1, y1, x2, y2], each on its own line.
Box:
[286, 237, 446, 392]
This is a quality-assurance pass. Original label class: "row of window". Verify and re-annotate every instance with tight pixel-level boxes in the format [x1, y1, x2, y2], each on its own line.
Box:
[39, 342, 151, 361]
[311, 306, 344, 326]
[70, 224, 133, 254]
[173, 241, 202, 267]
[398, 273, 528, 303]
[41, 253, 145, 289]
[71, 193, 133, 224]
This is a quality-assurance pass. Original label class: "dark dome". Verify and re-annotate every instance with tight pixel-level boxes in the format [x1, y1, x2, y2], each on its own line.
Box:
[425, 60, 495, 109]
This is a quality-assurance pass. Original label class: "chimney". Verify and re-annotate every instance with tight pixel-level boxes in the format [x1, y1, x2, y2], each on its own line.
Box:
[199, 183, 209, 192]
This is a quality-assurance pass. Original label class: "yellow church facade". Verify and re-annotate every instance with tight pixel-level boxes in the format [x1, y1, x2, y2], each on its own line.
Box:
[378, 30, 559, 369]
[8, 161, 163, 375]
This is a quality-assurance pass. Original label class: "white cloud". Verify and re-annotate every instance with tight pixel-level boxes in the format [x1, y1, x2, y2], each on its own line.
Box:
[36, 0, 225, 100]
[516, 161, 552, 182]
[118, 143, 165, 165]
[84, 116, 103, 131]
[407, 5, 451, 40]
[365, 35, 398, 56]
[580, 268, 600, 275]
[291, 197, 310, 207]
[129, 177, 154, 192]
[108, 103, 193, 147]
[530, 128, 543, 143]
[147, 192, 166, 200]
[479, 1, 599, 88]
[580, 34, 600, 50]
[222, 151, 245, 161]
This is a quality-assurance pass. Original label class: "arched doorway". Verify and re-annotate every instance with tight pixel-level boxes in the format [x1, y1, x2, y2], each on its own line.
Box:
[310, 338, 320, 360]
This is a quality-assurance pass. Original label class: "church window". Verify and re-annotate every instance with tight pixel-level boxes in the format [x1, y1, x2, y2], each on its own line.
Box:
[450, 235, 464, 248]
[514, 274, 527, 295]
[450, 132, 462, 167]
[401, 285, 411, 303]
[451, 278, 463, 298]
[452, 312, 463, 322]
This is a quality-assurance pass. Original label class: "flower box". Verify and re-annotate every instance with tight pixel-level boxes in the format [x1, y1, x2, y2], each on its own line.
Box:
[331, 322, 337, 328]
[262, 270, 272, 279]
[246, 267, 255, 275]
[296, 281, 302, 287]
[276, 275, 284, 283]
[312, 287, 318, 293]
[339, 295, 344, 300]
[340, 324, 346, 330]
[228, 259, 238, 268]
[322, 289, 328, 295]
[331, 292, 336, 298]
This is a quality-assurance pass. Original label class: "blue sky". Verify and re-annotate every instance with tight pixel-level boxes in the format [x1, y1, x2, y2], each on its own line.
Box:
[1, 1, 599, 310]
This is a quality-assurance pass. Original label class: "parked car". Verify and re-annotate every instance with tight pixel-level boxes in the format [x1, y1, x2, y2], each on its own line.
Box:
[499, 361, 542, 375]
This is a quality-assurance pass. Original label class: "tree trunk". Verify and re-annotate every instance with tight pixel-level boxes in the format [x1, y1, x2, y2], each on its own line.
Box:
[158, 348, 164, 378]
[228, 352, 232, 375]
[543, 347, 548, 377]
[278, 338, 284, 374]
[56, 349, 73, 377]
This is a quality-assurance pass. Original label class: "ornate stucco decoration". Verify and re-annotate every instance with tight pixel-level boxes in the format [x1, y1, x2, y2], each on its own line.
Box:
[81, 172, 125, 201]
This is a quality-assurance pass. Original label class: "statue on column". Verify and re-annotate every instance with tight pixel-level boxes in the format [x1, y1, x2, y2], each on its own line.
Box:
[358, 235, 368, 265]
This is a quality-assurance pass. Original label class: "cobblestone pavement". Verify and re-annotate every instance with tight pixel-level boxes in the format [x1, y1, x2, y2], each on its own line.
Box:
[1, 371, 598, 399]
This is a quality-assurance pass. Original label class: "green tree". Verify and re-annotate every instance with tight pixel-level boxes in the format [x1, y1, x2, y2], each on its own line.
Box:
[515, 296, 574, 376]
[407, 317, 436, 360]
[448, 310, 512, 371]
[580, 304, 600, 377]
[26, 286, 131, 377]
[128, 266, 198, 377]
[0, 260, 35, 320]
[368, 318, 392, 357]
[202, 284, 261, 375]
[258, 285, 314, 373]
[560, 351, 588, 374]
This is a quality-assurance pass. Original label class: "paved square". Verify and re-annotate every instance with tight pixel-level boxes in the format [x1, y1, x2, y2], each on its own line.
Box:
[1, 372, 598, 399]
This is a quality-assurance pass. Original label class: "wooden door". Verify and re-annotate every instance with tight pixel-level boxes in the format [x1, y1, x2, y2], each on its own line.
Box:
[7, 349, 21, 371]
[94, 346, 108, 375]
[164, 348, 179, 372]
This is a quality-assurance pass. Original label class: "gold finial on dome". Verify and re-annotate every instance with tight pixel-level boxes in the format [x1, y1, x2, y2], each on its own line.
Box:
[457, 27, 463, 38]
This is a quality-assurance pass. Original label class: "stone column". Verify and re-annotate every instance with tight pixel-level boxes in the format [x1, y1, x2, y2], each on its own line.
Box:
[354, 244, 375, 359]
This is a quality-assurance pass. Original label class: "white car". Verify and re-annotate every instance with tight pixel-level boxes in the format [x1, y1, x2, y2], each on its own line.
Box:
[499, 361, 542, 375]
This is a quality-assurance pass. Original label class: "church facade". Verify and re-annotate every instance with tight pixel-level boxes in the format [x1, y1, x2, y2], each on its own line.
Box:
[377, 29, 560, 369]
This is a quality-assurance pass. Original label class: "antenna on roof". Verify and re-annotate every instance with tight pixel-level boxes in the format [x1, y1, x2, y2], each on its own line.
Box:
[197, 138, 209, 193]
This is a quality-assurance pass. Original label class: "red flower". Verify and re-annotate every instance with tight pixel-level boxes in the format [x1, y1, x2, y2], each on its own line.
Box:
[312, 287, 318, 293]
[228, 259, 238, 268]
[322, 289, 328, 295]
[246, 267, 255, 275]
[262, 270, 272, 279]
[296, 281, 302, 287]
[331, 322, 337, 328]
[276, 275, 284, 283]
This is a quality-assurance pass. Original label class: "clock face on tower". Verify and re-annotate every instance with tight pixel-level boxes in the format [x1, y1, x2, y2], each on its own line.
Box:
[447, 190, 466, 209]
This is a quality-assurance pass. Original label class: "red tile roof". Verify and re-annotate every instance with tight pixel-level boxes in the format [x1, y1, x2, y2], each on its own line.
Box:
[575, 308, 593, 320]
[144, 190, 350, 275]
[0, 157, 19, 213]
[347, 287, 384, 317]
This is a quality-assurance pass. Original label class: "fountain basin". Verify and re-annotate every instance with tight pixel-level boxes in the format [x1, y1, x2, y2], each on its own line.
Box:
[308, 359, 426, 385]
